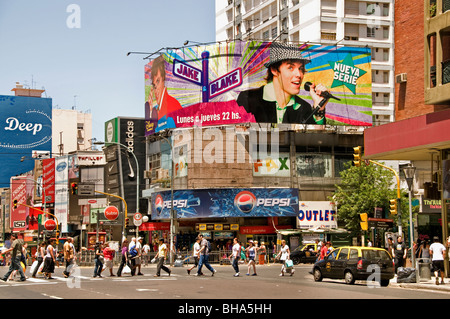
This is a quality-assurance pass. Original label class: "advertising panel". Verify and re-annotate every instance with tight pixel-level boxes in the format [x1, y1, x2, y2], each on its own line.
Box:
[151, 188, 298, 220]
[145, 41, 372, 135]
[54, 156, 69, 233]
[0, 95, 52, 188]
[297, 201, 337, 229]
[42, 158, 55, 204]
[104, 118, 146, 217]
[10, 176, 34, 232]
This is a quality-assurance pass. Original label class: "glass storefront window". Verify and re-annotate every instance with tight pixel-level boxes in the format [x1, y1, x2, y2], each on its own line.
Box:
[296, 153, 332, 178]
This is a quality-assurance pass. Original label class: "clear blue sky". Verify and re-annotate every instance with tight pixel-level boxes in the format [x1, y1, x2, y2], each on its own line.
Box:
[0, 0, 216, 141]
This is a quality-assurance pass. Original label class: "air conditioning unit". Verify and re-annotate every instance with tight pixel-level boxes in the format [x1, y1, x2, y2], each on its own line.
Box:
[396, 73, 407, 83]
[144, 170, 151, 179]
[160, 169, 170, 179]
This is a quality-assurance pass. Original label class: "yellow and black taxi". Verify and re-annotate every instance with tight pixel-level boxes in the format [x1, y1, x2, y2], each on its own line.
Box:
[290, 243, 319, 264]
[312, 246, 394, 287]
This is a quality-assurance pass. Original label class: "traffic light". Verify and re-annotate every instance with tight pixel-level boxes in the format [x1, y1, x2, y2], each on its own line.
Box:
[71, 182, 78, 195]
[353, 146, 362, 167]
[125, 218, 129, 227]
[360, 213, 368, 231]
[13, 199, 18, 209]
[389, 199, 398, 215]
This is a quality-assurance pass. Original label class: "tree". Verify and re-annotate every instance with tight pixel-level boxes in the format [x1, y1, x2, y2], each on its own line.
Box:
[331, 161, 408, 233]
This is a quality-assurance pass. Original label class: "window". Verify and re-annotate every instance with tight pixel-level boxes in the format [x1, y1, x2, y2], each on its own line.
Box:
[349, 249, 359, 260]
[367, 27, 375, 38]
[338, 248, 349, 260]
[296, 154, 332, 178]
[383, 27, 389, 39]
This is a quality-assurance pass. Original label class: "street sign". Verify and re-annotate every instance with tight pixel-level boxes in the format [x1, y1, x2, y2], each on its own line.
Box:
[44, 219, 57, 231]
[104, 206, 119, 221]
[133, 212, 143, 226]
[78, 183, 95, 196]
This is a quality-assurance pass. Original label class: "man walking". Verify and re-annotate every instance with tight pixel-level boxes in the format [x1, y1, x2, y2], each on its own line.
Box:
[187, 237, 201, 275]
[0, 233, 26, 282]
[429, 236, 446, 285]
[154, 238, 171, 277]
[63, 237, 74, 278]
[196, 234, 216, 277]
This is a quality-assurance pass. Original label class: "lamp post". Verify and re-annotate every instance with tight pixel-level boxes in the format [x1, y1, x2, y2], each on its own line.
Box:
[95, 141, 139, 238]
[156, 133, 176, 265]
[402, 164, 417, 282]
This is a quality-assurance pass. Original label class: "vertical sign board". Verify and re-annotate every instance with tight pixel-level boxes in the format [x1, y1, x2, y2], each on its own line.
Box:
[10, 176, 30, 232]
[55, 156, 69, 233]
[42, 158, 55, 204]
[104, 117, 147, 217]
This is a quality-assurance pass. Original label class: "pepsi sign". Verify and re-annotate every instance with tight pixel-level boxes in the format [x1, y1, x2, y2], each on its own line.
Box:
[151, 188, 298, 219]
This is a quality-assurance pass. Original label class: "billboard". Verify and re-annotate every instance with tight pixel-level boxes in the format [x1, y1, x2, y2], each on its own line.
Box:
[145, 41, 372, 135]
[104, 117, 146, 216]
[151, 188, 299, 220]
[10, 176, 34, 232]
[0, 95, 52, 188]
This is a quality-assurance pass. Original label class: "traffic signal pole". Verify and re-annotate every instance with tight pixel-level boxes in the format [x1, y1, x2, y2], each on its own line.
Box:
[94, 190, 128, 239]
[367, 160, 402, 236]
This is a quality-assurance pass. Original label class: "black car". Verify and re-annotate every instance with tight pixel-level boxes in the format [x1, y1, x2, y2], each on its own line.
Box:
[312, 246, 395, 287]
[290, 243, 319, 264]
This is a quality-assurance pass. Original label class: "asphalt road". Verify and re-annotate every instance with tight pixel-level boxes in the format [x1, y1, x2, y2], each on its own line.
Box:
[0, 263, 448, 309]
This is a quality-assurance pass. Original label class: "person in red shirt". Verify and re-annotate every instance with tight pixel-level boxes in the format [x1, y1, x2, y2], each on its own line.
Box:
[102, 243, 116, 277]
[148, 56, 182, 120]
[320, 242, 331, 260]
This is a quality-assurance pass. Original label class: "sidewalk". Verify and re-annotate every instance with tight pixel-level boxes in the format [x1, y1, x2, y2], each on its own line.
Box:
[390, 276, 450, 292]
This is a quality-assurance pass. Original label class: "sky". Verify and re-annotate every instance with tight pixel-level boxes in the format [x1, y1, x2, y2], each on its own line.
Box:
[0, 0, 216, 142]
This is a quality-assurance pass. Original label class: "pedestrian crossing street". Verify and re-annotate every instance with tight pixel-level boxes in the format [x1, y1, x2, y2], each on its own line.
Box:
[0, 273, 178, 286]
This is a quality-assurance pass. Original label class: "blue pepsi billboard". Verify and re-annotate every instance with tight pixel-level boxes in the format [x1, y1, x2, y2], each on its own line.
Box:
[151, 188, 298, 220]
[0, 95, 52, 187]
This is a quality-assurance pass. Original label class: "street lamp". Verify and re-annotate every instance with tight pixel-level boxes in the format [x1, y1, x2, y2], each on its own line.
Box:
[402, 164, 417, 282]
[155, 133, 176, 265]
[95, 141, 140, 238]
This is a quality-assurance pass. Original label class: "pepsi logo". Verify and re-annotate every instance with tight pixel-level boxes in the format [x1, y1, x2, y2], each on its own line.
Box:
[155, 195, 164, 215]
[234, 191, 256, 214]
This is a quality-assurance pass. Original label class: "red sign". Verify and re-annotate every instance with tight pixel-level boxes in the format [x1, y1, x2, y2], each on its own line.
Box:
[42, 158, 55, 203]
[239, 225, 291, 235]
[44, 219, 57, 231]
[139, 222, 170, 231]
[104, 206, 119, 221]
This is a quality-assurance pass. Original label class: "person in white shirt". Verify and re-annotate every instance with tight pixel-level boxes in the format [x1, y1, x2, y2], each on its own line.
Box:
[229, 238, 241, 277]
[187, 237, 201, 275]
[142, 243, 150, 266]
[429, 236, 446, 285]
[276, 240, 294, 277]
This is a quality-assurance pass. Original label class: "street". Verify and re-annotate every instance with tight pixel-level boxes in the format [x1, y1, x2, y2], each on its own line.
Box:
[0, 263, 449, 302]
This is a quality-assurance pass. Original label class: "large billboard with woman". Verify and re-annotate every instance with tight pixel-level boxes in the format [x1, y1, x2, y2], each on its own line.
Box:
[145, 41, 372, 136]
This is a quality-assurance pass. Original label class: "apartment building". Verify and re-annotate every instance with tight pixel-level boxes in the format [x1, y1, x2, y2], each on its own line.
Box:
[215, 0, 395, 126]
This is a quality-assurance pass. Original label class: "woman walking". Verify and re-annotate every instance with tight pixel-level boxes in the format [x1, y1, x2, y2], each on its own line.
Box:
[32, 242, 46, 278]
[229, 238, 241, 277]
[245, 240, 257, 276]
[117, 239, 130, 277]
[276, 240, 294, 276]
[42, 239, 56, 279]
[93, 242, 104, 278]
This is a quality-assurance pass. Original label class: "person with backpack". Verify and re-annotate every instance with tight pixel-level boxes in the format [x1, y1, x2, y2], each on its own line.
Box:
[128, 238, 138, 276]
[196, 234, 216, 277]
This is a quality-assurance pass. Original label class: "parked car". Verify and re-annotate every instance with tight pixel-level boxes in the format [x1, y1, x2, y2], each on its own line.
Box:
[290, 243, 319, 264]
[312, 246, 394, 287]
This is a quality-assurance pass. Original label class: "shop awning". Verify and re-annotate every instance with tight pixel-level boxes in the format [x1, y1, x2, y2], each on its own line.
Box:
[364, 109, 450, 160]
